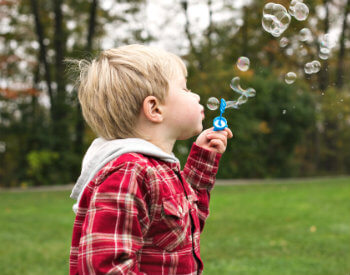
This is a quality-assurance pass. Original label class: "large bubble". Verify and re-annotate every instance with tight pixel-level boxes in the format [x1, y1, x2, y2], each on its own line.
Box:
[262, 3, 291, 37]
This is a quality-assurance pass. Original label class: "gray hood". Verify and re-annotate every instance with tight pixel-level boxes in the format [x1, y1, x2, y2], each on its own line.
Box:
[70, 137, 179, 213]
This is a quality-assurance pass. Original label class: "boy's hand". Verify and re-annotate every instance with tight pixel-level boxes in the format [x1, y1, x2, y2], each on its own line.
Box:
[195, 127, 233, 154]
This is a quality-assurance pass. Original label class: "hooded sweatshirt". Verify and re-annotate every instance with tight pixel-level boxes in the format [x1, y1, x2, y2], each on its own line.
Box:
[70, 137, 180, 213]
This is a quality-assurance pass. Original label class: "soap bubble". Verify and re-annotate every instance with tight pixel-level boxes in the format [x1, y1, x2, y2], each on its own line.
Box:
[236, 56, 250, 71]
[288, 0, 301, 16]
[318, 33, 334, 60]
[230, 77, 256, 98]
[304, 62, 313, 74]
[226, 100, 239, 109]
[279, 37, 289, 47]
[294, 3, 309, 20]
[282, 109, 287, 115]
[311, 60, 321, 73]
[207, 97, 220, 110]
[304, 60, 322, 74]
[319, 33, 334, 49]
[320, 47, 330, 54]
[289, 0, 309, 21]
[319, 51, 330, 60]
[285, 72, 297, 84]
[262, 3, 291, 37]
[237, 94, 248, 105]
[285, 47, 294, 56]
[299, 28, 312, 42]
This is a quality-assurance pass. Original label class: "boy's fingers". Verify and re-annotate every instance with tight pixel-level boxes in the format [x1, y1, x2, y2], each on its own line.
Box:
[209, 139, 225, 153]
[207, 134, 227, 146]
[206, 127, 233, 138]
[225, 128, 234, 138]
[207, 134, 227, 147]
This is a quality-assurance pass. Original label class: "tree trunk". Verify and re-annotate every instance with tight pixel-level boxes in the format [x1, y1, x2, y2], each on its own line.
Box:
[74, 0, 99, 155]
[29, 0, 53, 106]
[180, 0, 203, 70]
[241, 6, 248, 57]
[336, 0, 350, 89]
[207, 0, 213, 56]
[52, 0, 68, 151]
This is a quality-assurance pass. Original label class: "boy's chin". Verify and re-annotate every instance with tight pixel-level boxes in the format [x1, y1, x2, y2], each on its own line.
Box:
[177, 125, 203, 140]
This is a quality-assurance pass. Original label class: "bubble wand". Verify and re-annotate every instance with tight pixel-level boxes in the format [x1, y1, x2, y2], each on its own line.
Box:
[213, 98, 228, 131]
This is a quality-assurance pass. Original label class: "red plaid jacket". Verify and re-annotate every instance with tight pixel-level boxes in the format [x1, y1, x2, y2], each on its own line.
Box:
[69, 143, 221, 275]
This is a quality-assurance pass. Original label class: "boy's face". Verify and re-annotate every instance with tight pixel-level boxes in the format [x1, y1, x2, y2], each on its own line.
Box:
[162, 75, 204, 140]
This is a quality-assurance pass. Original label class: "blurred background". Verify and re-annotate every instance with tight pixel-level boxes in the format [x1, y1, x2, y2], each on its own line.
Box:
[0, 0, 350, 186]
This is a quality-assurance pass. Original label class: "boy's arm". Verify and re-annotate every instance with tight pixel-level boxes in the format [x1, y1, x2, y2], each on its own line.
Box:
[182, 127, 232, 232]
[78, 162, 150, 275]
[182, 142, 221, 231]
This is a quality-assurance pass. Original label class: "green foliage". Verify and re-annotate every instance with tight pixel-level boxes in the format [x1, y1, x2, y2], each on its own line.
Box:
[316, 88, 350, 174]
[26, 150, 59, 186]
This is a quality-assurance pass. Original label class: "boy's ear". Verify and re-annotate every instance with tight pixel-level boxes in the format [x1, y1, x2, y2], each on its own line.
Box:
[142, 96, 164, 123]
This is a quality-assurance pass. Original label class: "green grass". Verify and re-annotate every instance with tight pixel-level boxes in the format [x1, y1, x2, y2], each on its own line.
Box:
[0, 177, 349, 275]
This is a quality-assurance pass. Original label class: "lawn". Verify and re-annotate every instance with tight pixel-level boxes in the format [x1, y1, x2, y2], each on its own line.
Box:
[0, 177, 349, 275]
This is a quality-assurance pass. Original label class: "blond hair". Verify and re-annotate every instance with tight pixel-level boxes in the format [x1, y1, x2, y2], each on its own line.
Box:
[77, 44, 187, 139]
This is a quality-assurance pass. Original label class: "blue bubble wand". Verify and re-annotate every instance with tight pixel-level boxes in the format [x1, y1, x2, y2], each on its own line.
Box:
[213, 98, 228, 131]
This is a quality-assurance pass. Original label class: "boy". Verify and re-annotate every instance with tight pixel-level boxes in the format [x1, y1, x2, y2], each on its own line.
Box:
[69, 44, 233, 275]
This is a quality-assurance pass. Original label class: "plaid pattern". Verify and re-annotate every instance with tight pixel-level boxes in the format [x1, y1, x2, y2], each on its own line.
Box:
[69, 143, 221, 275]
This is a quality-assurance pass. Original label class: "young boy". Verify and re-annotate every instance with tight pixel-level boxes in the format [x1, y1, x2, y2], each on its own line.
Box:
[69, 44, 233, 275]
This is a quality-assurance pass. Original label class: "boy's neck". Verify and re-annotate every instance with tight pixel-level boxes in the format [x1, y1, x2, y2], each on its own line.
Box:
[146, 136, 175, 155]
[134, 119, 176, 155]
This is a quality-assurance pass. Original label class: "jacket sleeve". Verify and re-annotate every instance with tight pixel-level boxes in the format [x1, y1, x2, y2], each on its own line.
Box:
[78, 162, 150, 275]
[182, 143, 221, 232]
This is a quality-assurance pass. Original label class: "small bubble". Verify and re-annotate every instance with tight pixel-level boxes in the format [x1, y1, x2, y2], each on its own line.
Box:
[285, 72, 297, 84]
[299, 28, 312, 42]
[319, 33, 335, 49]
[320, 46, 330, 55]
[319, 51, 330, 60]
[282, 109, 287, 115]
[279, 37, 289, 48]
[293, 2, 309, 21]
[304, 62, 313, 74]
[236, 56, 250, 71]
[311, 60, 321, 73]
[285, 47, 294, 56]
[207, 97, 220, 110]
[288, 0, 301, 16]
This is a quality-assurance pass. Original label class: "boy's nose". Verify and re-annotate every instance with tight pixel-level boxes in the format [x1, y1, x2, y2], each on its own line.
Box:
[192, 92, 200, 102]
